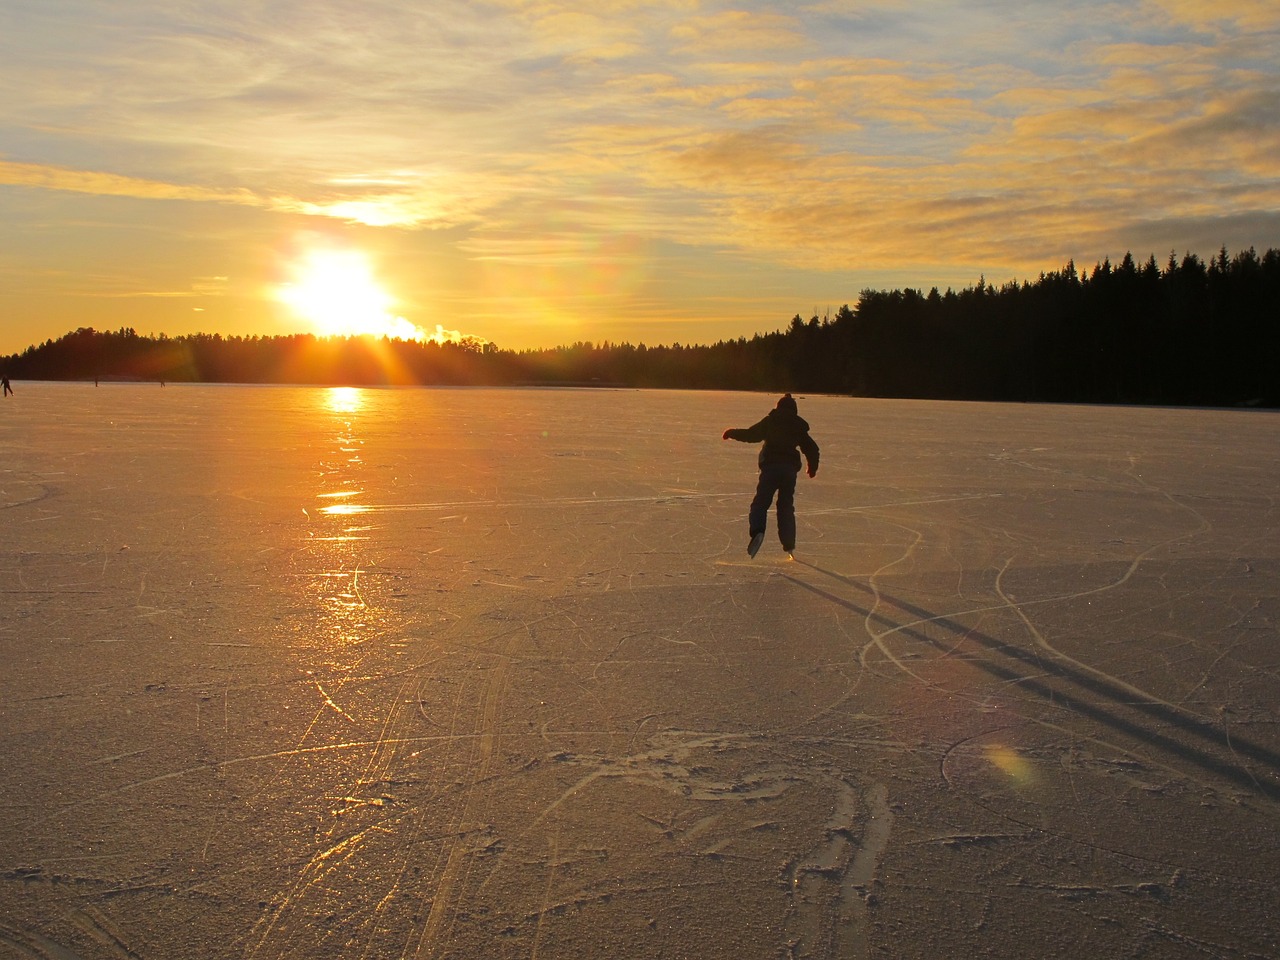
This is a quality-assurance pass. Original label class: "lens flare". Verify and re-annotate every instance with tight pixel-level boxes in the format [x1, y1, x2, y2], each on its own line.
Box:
[984, 743, 1037, 786]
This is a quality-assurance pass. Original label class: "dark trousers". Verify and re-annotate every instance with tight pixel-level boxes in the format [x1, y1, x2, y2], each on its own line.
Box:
[749, 464, 799, 549]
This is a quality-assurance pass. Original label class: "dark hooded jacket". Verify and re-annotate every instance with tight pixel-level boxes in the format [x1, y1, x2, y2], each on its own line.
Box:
[725, 406, 820, 474]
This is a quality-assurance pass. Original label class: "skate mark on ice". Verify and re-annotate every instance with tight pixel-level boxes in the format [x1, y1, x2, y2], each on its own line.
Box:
[0, 924, 86, 960]
[67, 906, 142, 960]
[786, 777, 893, 960]
[470, 729, 895, 957]
[407, 641, 517, 959]
[937, 724, 1270, 882]
[0, 475, 56, 510]
[310, 678, 362, 728]
[529, 828, 560, 960]
[522, 731, 797, 835]
[783, 563, 1280, 800]
[990, 556, 1189, 708]
[805, 491, 1000, 515]
[318, 491, 726, 516]
[34, 730, 503, 826]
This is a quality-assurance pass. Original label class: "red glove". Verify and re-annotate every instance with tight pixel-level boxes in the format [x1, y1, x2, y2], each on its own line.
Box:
[722, 429, 732, 440]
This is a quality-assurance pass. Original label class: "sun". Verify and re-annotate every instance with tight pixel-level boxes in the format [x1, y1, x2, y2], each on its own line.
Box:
[277, 246, 425, 341]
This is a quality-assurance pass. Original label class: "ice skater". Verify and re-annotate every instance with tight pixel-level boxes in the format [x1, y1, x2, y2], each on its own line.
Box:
[722, 393, 820, 557]
[2, 376, 11, 397]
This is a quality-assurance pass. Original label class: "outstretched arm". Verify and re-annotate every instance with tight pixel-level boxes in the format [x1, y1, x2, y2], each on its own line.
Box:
[722, 417, 768, 443]
[800, 433, 820, 476]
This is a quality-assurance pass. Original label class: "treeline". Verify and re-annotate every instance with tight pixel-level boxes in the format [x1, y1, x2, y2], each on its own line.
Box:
[1, 328, 503, 387]
[5, 246, 1278, 406]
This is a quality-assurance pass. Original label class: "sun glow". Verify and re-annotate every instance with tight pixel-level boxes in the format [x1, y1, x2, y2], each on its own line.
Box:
[277, 246, 427, 341]
[324, 386, 365, 414]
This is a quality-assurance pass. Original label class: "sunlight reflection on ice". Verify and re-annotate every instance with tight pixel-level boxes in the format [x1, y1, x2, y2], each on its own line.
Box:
[307, 385, 384, 653]
[325, 385, 364, 414]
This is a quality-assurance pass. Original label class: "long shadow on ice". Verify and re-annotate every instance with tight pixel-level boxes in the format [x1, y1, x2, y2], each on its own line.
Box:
[784, 560, 1280, 803]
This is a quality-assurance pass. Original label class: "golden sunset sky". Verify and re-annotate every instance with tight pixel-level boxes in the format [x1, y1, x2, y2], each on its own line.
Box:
[2, 1, 1278, 354]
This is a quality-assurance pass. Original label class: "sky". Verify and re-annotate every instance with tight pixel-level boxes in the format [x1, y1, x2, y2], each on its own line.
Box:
[2, 1, 1278, 355]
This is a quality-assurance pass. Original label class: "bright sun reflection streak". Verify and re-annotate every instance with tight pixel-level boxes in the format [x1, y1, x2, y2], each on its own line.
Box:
[325, 386, 364, 414]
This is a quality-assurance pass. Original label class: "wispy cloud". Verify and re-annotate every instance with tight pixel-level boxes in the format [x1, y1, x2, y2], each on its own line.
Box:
[1147, 0, 1280, 32]
[669, 9, 809, 54]
[0, 161, 260, 205]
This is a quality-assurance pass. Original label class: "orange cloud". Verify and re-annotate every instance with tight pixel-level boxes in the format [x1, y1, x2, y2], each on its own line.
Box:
[1146, 0, 1280, 31]
[0, 160, 492, 231]
[0, 160, 259, 205]
[669, 9, 808, 54]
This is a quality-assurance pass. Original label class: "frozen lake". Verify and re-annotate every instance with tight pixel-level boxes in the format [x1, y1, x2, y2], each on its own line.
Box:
[2, 383, 1277, 959]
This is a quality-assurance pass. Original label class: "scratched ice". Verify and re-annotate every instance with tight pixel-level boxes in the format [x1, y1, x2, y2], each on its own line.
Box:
[1, 383, 1277, 959]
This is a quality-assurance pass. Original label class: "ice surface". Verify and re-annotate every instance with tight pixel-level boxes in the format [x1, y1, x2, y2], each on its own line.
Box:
[1, 383, 1277, 959]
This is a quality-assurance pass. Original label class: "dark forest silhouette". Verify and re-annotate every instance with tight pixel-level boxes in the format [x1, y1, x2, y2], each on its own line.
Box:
[5, 247, 1278, 407]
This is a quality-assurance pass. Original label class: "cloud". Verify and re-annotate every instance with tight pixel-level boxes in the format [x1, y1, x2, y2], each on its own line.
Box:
[273, 187, 491, 229]
[0, 159, 499, 230]
[1111, 86, 1280, 177]
[669, 9, 808, 54]
[66, 274, 233, 300]
[1145, 0, 1280, 31]
[0, 160, 260, 205]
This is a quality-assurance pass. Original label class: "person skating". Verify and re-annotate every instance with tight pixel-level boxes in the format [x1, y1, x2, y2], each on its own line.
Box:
[722, 393, 819, 557]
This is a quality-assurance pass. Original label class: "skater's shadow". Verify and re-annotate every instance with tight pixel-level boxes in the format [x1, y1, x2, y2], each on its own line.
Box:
[783, 558, 1280, 801]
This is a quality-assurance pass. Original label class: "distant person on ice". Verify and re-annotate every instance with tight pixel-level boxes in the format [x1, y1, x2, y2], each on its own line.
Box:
[722, 393, 819, 557]
[1, 376, 11, 397]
